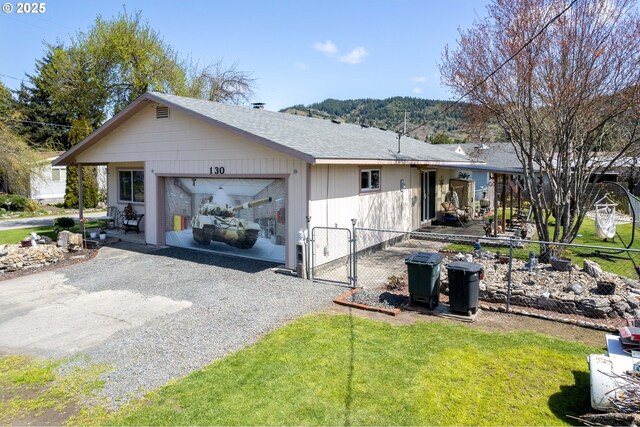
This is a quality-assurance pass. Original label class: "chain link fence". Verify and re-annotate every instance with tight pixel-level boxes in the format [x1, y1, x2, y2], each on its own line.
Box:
[340, 226, 640, 330]
[309, 226, 353, 285]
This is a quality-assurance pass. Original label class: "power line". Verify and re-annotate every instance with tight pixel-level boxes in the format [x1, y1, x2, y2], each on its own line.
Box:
[1, 117, 92, 130]
[403, 0, 578, 138]
[0, 73, 26, 82]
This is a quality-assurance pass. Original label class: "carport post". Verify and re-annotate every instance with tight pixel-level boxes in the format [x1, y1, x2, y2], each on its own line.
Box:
[78, 164, 85, 246]
[306, 216, 311, 281]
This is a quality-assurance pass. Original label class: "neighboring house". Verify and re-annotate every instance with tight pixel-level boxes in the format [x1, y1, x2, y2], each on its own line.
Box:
[30, 152, 67, 204]
[54, 92, 479, 269]
[440, 142, 533, 210]
[30, 152, 107, 205]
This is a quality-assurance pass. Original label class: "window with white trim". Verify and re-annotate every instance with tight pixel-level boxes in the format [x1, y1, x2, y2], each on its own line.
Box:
[51, 167, 66, 182]
[119, 170, 145, 203]
[360, 169, 380, 192]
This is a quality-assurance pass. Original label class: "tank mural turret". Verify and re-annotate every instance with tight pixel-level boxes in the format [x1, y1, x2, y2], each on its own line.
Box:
[191, 196, 273, 249]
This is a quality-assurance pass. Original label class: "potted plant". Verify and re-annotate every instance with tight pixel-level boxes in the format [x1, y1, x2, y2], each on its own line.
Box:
[99, 229, 107, 240]
[550, 246, 572, 272]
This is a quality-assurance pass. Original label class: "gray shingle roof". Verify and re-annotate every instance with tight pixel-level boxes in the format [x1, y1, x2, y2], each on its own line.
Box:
[148, 92, 470, 164]
[440, 142, 538, 173]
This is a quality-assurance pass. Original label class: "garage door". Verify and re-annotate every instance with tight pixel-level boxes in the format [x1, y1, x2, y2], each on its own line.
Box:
[164, 177, 286, 263]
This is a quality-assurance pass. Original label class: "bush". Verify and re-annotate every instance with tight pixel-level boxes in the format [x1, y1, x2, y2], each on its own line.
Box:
[54, 217, 76, 229]
[25, 198, 39, 212]
[0, 194, 38, 212]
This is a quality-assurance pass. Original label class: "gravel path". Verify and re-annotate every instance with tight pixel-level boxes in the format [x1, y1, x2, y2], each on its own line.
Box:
[344, 288, 407, 309]
[56, 243, 346, 409]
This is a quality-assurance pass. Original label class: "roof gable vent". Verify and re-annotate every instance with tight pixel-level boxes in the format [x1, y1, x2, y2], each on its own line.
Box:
[156, 105, 170, 119]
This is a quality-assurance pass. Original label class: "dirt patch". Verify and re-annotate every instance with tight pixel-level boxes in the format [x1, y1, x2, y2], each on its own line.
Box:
[327, 304, 607, 348]
[0, 382, 81, 427]
[3, 402, 80, 427]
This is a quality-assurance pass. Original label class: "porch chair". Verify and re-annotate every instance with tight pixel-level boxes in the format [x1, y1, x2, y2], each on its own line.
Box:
[441, 201, 470, 228]
[123, 214, 144, 234]
[99, 206, 119, 229]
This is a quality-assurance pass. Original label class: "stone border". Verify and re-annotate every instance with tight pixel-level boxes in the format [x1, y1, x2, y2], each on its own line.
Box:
[333, 288, 401, 316]
[479, 303, 617, 332]
[333, 287, 614, 330]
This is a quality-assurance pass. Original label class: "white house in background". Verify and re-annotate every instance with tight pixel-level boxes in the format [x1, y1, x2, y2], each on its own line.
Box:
[54, 92, 480, 269]
[30, 152, 107, 205]
[30, 152, 67, 204]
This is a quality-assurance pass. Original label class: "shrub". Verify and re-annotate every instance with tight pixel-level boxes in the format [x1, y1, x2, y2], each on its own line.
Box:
[0, 194, 36, 212]
[54, 217, 76, 229]
[24, 198, 39, 212]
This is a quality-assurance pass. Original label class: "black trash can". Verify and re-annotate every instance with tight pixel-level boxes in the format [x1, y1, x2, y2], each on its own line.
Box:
[447, 261, 484, 316]
[405, 252, 444, 309]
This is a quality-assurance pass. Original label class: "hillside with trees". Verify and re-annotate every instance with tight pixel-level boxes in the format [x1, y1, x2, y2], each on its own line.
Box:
[281, 97, 500, 143]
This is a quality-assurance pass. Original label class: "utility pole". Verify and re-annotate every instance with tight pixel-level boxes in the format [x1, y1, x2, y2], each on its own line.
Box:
[404, 110, 407, 135]
[397, 111, 407, 154]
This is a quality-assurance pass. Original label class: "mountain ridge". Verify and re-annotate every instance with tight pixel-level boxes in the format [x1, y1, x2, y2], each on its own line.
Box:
[280, 96, 476, 143]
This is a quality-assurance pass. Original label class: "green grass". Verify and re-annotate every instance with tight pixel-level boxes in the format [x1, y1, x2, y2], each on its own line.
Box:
[0, 355, 107, 424]
[447, 217, 640, 278]
[0, 220, 103, 245]
[105, 314, 597, 426]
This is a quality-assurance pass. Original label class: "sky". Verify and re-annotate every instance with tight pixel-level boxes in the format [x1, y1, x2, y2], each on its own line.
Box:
[0, 0, 490, 112]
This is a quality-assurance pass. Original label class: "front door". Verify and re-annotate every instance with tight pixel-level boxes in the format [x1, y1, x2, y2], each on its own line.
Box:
[422, 171, 436, 222]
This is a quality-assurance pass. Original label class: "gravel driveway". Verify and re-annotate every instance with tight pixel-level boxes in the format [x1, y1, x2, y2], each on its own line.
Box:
[0, 243, 346, 408]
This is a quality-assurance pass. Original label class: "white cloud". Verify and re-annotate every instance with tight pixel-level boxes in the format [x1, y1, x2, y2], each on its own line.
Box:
[413, 87, 423, 94]
[411, 76, 427, 83]
[340, 47, 368, 64]
[295, 62, 308, 70]
[313, 40, 338, 56]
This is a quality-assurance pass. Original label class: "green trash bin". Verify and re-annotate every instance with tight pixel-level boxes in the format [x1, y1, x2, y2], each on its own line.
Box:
[405, 252, 444, 309]
[447, 261, 484, 316]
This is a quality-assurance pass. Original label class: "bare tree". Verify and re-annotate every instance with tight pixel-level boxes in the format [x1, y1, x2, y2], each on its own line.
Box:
[440, 0, 640, 245]
[187, 59, 256, 105]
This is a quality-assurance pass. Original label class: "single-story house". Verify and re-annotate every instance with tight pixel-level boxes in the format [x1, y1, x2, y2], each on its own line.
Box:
[54, 92, 480, 269]
[30, 151, 67, 204]
[30, 152, 107, 205]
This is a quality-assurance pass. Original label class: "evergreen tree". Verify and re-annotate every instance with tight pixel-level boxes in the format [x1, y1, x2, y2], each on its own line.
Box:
[64, 118, 98, 208]
[13, 47, 71, 150]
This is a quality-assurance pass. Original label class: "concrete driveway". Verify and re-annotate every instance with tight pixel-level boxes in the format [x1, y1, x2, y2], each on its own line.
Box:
[0, 243, 346, 406]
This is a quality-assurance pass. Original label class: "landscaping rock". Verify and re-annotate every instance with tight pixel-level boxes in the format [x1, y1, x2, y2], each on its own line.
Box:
[457, 254, 640, 319]
[613, 301, 631, 315]
[626, 295, 640, 309]
[0, 244, 66, 273]
[584, 259, 603, 279]
[566, 283, 584, 295]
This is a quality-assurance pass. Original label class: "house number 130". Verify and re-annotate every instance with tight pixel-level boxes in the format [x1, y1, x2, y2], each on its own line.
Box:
[210, 166, 225, 175]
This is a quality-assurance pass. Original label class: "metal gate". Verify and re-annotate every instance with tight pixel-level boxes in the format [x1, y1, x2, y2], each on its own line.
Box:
[310, 226, 353, 286]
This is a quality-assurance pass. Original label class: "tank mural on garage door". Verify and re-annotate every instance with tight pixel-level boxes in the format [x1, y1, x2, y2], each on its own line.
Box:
[165, 177, 286, 263]
[191, 196, 273, 248]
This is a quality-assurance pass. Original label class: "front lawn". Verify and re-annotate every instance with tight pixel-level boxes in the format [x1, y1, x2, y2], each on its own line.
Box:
[103, 314, 597, 426]
[0, 220, 103, 245]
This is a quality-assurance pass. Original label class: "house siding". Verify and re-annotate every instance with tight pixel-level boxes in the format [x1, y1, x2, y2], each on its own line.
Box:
[308, 164, 420, 266]
[79, 104, 307, 268]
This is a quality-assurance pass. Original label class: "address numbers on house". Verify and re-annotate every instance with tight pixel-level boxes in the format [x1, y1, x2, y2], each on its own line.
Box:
[210, 166, 225, 175]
